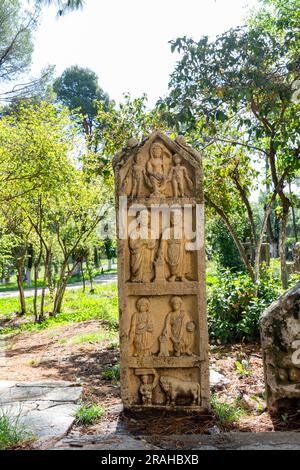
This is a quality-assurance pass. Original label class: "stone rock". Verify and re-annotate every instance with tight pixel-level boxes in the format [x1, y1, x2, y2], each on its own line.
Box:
[145, 432, 300, 450]
[210, 369, 229, 390]
[108, 403, 124, 415]
[260, 281, 300, 412]
[207, 425, 221, 435]
[54, 432, 300, 451]
[54, 434, 159, 450]
[112, 131, 210, 412]
[0, 383, 81, 404]
[127, 137, 139, 148]
[0, 380, 82, 443]
[239, 394, 266, 412]
[20, 403, 77, 438]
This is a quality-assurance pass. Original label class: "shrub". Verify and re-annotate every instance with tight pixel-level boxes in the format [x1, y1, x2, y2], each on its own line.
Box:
[207, 267, 282, 344]
[75, 403, 105, 426]
[102, 363, 120, 380]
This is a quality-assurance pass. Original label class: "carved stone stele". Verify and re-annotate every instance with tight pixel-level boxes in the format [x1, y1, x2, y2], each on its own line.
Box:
[260, 281, 300, 412]
[113, 131, 210, 411]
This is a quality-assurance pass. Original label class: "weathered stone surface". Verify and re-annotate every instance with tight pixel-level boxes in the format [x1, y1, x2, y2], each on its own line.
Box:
[260, 281, 300, 412]
[54, 434, 159, 450]
[0, 380, 82, 442]
[146, 432, 300, 450]
[0, 382, 82, 404]
[210, 369, 229, 390]
[54, 432, 300, 451]
[20, 403, 77, 438]
[113, 131, 210, 412]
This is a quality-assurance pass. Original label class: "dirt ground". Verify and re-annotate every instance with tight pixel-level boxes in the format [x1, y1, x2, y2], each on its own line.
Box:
[1, 320, 300, 435]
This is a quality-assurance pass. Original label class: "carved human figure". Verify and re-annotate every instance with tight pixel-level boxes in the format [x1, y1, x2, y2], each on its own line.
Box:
[160, 296, 194, 357]
[129, 210, 157, 282]
[122, 152, 145, 197]
[129, 297, 153, 357]
[168, 154, 193, 197]
[156, 210, 187, 282]
[139, 370, 159, 406]
[145, 142, 170, 197]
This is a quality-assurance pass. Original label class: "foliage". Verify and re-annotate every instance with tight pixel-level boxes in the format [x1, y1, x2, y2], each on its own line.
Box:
[33, 0, 84, 16]
[235, 359, 252, 377]
[207, 267, 282, 343]
[162, 0, 300, 287]
[102, 363, 120, 380]
[0, 1, 35, 85]
[75, 403, 104, 427]
[0, 410, 33, 450]
[211, 395, 244, 429]
[53, 65, 109, 140]
[96, 93, 168, 158]
[0, 101, 75, 202]
[207, 216, 250, 270]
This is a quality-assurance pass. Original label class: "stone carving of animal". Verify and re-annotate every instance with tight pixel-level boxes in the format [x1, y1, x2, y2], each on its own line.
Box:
[159, 375, 200, 406]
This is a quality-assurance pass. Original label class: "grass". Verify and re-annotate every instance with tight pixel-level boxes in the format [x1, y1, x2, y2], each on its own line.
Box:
[0, 283, 119, 335]
[102, 363, 120, 380]
[70, 329, 117, 345]
[0, 410, 33, 450]
[75, 403, 105, 426]
[211, 395, 244, 429]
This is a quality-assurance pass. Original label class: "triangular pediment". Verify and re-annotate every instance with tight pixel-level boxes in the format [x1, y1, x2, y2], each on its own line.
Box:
[112, 131, 201, 170]
[113, 131, 202, 200]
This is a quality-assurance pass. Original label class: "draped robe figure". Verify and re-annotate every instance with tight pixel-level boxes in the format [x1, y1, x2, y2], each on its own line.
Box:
[129, 211, 157, 282]
[129, 297, 153, 357]
[161, 296, 193, 357]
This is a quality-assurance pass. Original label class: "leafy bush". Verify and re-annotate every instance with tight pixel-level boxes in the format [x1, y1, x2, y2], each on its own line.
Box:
[102, 363, 120, 380]
[75, 403, 105, 426]
[207, 268, 282, 343]
[207, 217, 250, 271]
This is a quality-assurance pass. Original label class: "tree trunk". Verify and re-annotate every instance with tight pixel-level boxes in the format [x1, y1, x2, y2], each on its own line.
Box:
[40, 250, 51, 321]
[26, 267, 32, 288]
[81, 260, 86, 293]
[16, 262, 26, 316]
[33, 263, 39, 322]
[205, 196, 255, 281]
[279, 203, 290, 289]
[53, 281, 68, 315]
[289, 183, 298, 242]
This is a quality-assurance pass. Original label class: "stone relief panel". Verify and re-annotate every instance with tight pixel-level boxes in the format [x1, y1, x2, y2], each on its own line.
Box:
[127, 367, 203, 408]
[119, 139, 195, 199]
[126, 208, 198, 283]
[261, 282, 300, 412]
[123, 295, 199, 359]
